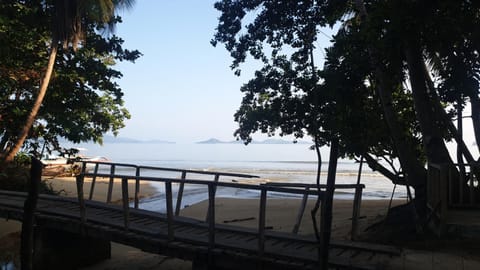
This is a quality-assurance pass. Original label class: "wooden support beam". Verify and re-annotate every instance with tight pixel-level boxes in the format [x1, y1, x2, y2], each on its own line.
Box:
[207, 184, 215, 250]
[88, 163, 99, 200]
[206, 174, 220, 222]
[258, 188, 267, 257]
[76, 162, 87, 224]
[175, 171, 187, 216]
[166, 181, 174, 241]
[439, 165, 448, 232]
[134, 167, 140, 209]
[292, 187, 309, 234]
[351, 185, 363, 241]
[20, 156, 42, 270]
[121, 177, 130, 230]
[107, 164, 115, 203]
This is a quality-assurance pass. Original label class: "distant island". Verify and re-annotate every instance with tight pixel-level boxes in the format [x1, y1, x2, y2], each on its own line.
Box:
[196, 138, 310, 144]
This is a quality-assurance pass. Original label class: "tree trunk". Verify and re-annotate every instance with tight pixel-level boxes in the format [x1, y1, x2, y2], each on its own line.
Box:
[2, 42, 58, 164]
[311, 136, 323, 241]
[470, 94, 480, 154]
[318, 139, 339, 270]
[404, 41, 454, 166]
[404, 40, 458, 214]
[353, 0, 427, 189]
[422, 61, 476, 163]
[363, 154, 404, 184]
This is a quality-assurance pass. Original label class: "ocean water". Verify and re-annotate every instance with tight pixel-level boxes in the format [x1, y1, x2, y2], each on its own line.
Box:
[68, 142, 407, 211]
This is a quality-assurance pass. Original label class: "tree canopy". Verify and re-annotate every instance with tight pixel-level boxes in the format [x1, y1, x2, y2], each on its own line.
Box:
[212, 0, 480, 212]
[0, 0, 141, 157]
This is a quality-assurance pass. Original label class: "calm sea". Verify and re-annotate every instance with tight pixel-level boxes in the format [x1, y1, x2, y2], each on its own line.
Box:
[68, 142, 406, 201]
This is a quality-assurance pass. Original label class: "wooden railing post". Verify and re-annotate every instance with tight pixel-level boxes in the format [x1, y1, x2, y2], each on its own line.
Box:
[292, 187, 309, 234]
[121, 177, 130, 230]
[175, 171, 187, 216]
[20, 156, 42, 270]
[77, 162, 87, 224]
[107, 164, 115, 203]
[206, 174, 220, 222]
[470, 165, 477, 206]
[351, 185, 363, 240]
[134, 166, 140, 209]
[88, 163, 99, 200]
[207, 183, 215, 250]
[258, 188, 267, 257]
[165, 181, 174, 241]
[439, 165, 448, 230]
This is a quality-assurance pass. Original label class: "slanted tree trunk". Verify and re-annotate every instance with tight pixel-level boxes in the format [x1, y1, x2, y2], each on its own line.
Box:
[353, 0, 427, 189]
[404, 39, 457, 214]
[2, 42, 58, 164]
[422, 61, 476, 163]
[404, 41, 454, 166]
[363, 154, 404, 184]
[469, 94, 480, 154]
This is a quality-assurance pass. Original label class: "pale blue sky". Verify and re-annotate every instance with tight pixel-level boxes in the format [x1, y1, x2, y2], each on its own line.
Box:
[113, 1, 334, 143]
[114, 1, 261, 143]
[112, 1, 477, 155]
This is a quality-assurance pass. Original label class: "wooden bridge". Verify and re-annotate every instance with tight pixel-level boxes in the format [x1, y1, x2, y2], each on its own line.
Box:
[0, 161, 401, 269]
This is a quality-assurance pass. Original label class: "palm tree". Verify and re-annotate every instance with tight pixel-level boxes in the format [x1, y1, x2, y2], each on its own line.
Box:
[1, 0, 135, 164]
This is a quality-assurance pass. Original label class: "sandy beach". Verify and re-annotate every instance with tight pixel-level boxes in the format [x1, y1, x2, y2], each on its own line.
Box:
[1, 176, 479, 269]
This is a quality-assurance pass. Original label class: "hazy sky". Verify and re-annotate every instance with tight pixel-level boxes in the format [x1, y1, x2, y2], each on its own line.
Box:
[113, 1, 331, 143]
[112, 1, 477, 153]
[113, 1, 261, 143]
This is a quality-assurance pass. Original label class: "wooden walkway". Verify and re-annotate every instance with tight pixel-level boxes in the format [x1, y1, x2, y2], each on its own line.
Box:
[0, 161, 401, 270]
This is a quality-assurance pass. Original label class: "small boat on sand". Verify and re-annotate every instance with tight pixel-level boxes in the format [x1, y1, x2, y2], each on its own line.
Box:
[41, 148, 109, 176]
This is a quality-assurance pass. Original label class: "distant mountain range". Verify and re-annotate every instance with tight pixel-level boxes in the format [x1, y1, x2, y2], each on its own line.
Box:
[196, 138, 310, 144]
[63, 135, 311, 145]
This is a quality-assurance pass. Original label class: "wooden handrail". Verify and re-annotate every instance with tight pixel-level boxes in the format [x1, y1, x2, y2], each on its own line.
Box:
[80, 160, 259, 178]
[76, 160, 345, 263]
[81, 173, 326, 196]
[263, 182, 365, 189]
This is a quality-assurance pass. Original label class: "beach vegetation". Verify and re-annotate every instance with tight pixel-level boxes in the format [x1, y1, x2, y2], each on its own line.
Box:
[0, 0, 140, 167]
[0, 154, 57, 194]
[212, 0, 480, 221]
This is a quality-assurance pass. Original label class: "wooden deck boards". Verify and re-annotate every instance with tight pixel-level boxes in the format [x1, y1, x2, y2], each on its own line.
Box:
[0, 190, 398, 270]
